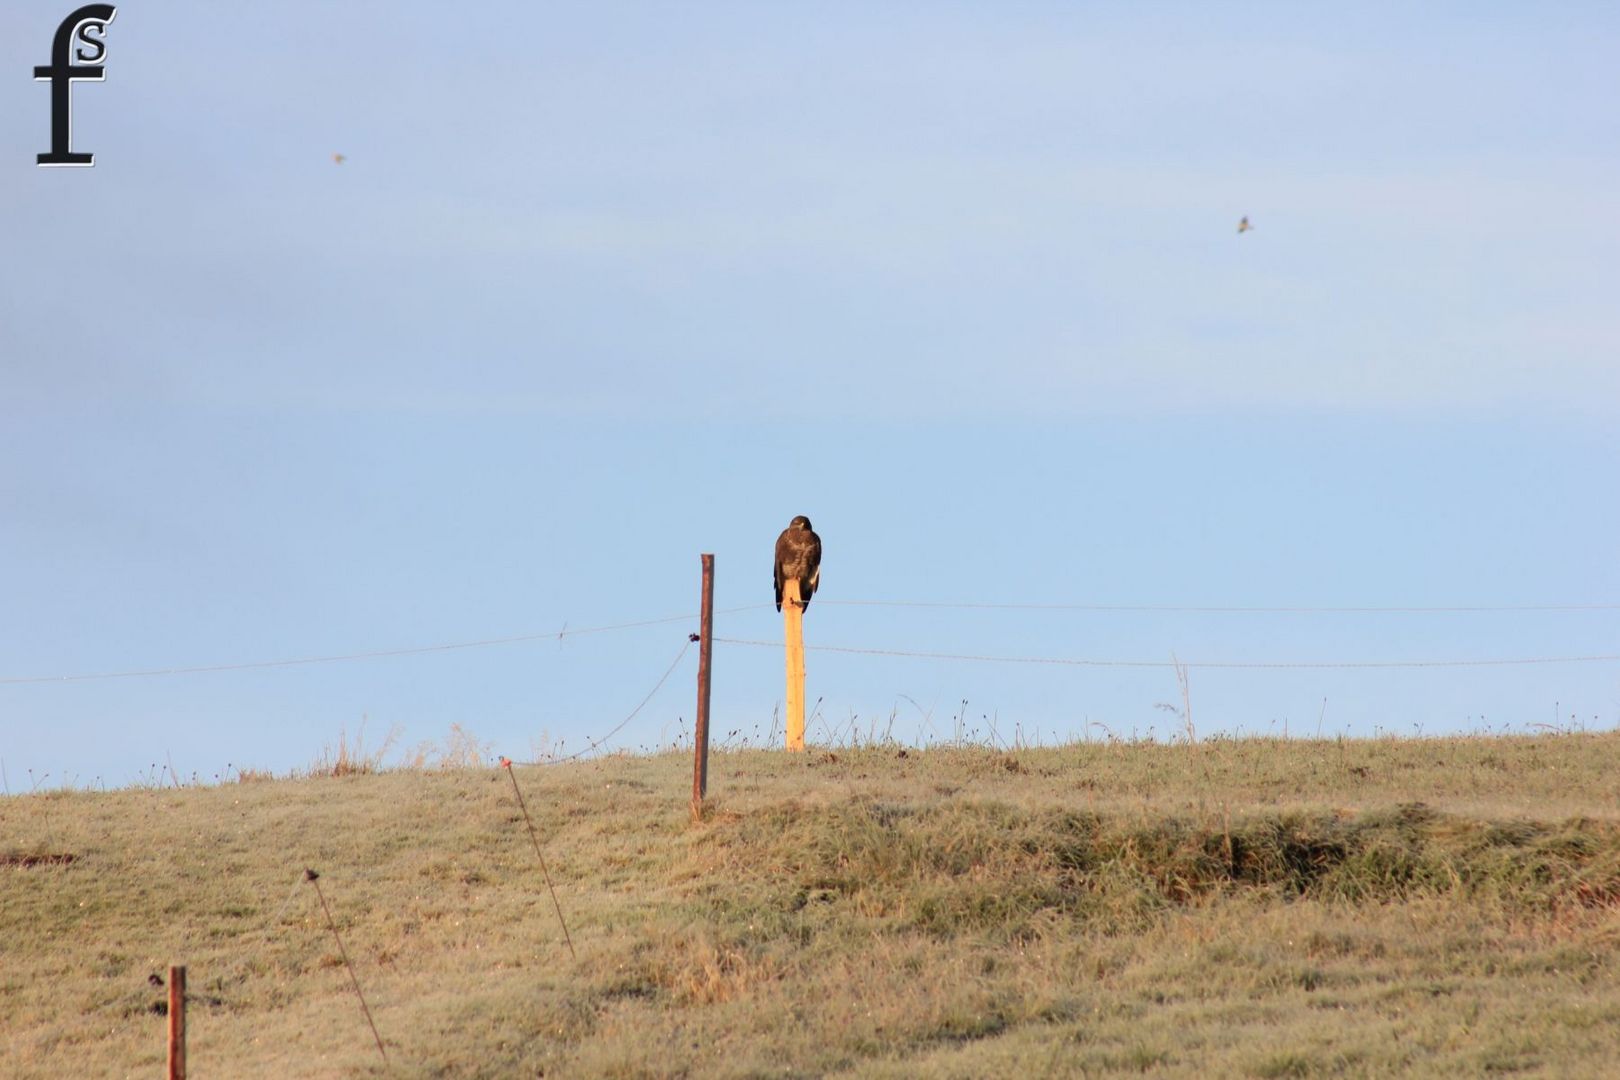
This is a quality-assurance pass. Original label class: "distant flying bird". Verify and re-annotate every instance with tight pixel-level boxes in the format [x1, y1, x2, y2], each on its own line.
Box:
[332, 153, 346, 165]
[1237, 216, 1253, 234]
[774, 516, 822, 612]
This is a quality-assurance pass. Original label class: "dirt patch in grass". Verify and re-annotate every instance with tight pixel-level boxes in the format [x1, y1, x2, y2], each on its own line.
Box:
[0, 853, 76, 868]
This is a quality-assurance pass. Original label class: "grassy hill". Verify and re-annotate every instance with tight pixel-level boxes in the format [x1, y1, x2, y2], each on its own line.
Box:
[4, 733, 1620, 1078]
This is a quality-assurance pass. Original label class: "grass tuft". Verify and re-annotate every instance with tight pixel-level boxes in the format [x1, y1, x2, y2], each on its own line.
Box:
[306, 721, 398, 778]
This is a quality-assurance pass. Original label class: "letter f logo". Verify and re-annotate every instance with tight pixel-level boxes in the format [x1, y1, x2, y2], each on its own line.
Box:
[35, 5, 118, 167]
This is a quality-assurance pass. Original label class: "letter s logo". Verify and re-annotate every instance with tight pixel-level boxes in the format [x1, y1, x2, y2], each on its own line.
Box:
[34, 5, 116, 166]
[75, 20, 109, 64]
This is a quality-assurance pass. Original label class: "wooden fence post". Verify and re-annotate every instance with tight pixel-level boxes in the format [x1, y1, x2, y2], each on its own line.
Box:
[167, 964, 186, 1080]
[784, 580, 805, 750]
[693, 554, 714, 820]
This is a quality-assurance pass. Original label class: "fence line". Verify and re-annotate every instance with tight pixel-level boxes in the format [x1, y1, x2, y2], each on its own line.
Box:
[4, 595, 1615, 687]
[712, 637, 1620, 671]
[0, 606, 763, 686]
[821, 600, 1620, 615]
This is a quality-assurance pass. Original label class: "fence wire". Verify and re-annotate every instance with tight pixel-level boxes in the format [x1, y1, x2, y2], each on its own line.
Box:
[0, 606, 766, 685]
[4, 596, 1616, 686]
[713, 637, 1620, 671]
[519, 636, 694, 766]
[821, 599, 1620, 614]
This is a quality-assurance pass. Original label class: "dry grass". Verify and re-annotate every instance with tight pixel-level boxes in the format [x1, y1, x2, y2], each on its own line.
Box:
[306, 722, 400, 779]
[3, 732, 1620, 1077]
[401, 724, 496, 772]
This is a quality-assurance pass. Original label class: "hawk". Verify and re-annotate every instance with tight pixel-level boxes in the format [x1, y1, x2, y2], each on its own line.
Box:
[774, 515, 822, 612]
[1237, 215, 1253, 234]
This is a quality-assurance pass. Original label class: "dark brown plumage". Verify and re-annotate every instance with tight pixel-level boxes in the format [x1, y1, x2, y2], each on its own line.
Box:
[774, 515, 822, 612]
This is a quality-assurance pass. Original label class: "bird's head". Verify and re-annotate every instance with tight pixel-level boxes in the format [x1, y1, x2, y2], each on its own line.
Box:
[790, 515, 812, 530]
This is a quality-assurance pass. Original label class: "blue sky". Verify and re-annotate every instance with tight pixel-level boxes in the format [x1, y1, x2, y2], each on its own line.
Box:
[3, 3, 1617, 788]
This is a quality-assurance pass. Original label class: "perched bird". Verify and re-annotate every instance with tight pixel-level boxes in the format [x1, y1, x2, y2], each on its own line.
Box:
[1237, 216, 1253, 234]
[332, 153, 346, 165]
[774, 516, 822, 612]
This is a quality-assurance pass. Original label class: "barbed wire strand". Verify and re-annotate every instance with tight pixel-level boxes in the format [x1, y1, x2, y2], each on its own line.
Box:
[4, 597, 1614, 686]
[205, 869, 310, 999]
[821, 600, 1620, 614]
[519, 636, 694, 766]
[0, 606, 764, 686]
[713, 637, 1620, 671]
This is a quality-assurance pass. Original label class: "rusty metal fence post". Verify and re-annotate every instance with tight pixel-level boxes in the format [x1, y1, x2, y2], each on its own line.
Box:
[167, 965, 186, 1080]
[693, 554, 714, 820]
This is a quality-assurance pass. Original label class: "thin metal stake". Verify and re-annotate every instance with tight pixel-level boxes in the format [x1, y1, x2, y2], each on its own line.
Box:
[304, 869, 388, 1064]
[499, 759, 577, 960]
